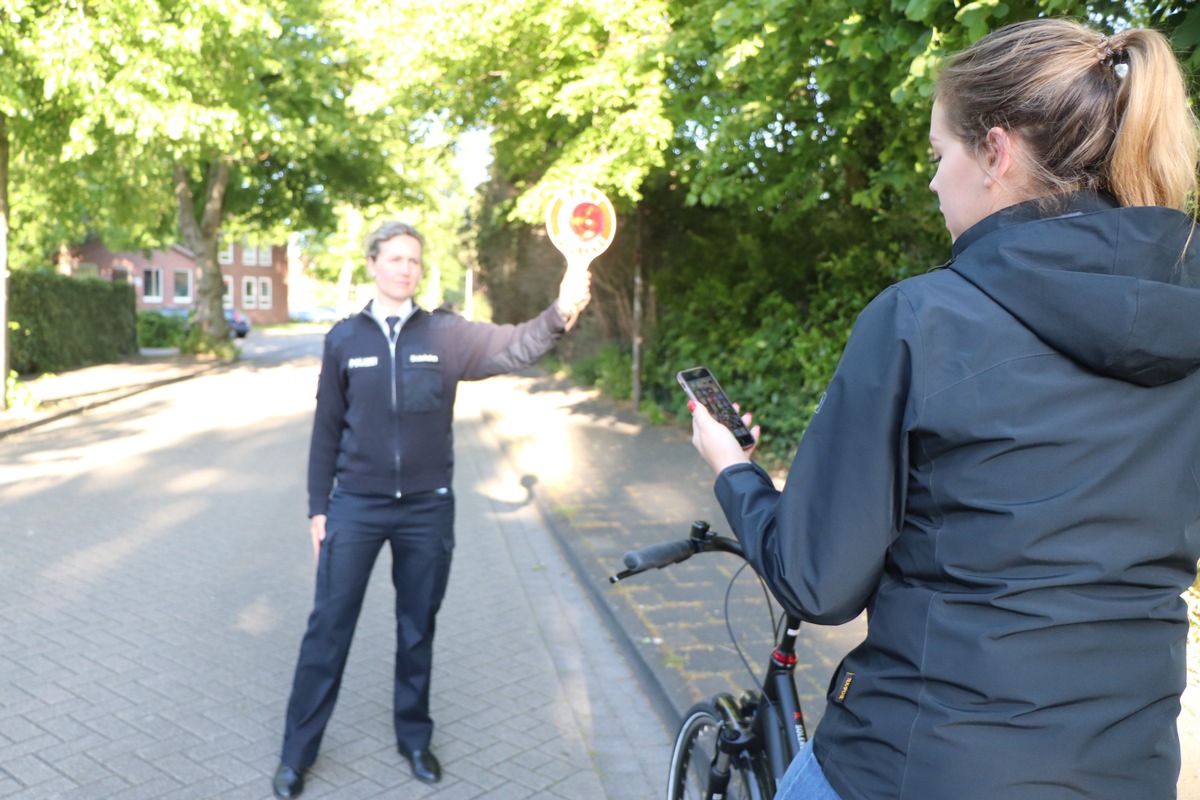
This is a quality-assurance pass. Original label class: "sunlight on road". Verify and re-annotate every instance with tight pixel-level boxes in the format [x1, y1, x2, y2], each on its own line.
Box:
[234, 594, 285, 636]
[456, 375, 641, 501]
[1, 357, 322, 600]
[0, 364, 318, 490]
[161, 466, 227, 494]
[456, 381, 575, 497]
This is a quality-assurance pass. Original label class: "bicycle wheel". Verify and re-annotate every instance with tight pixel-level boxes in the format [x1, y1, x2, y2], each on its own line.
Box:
[667, 701, 769, 800]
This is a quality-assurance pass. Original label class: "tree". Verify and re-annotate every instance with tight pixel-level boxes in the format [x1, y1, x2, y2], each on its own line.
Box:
[642, 0, 1200, 456]
[41, 0, 417, 350]
[350, 0, 672, 216]
[0, 0, 148, 407]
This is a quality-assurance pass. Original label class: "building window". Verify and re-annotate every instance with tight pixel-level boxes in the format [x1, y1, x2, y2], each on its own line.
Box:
[113, 268, 130, 284]
[143, 268, 163, 303]
[218, 237, 234, 265]
[172, 269, 193, 303]
[243, 239, 273, 267]
[242, 276, 257, 309]
[77, 263, 99, 279]
[258, 277, 273, 310]
[223, 276, 233, 308]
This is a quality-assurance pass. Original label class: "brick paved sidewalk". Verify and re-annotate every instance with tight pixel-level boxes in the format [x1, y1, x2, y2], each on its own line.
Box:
[475, 370, 866, 736]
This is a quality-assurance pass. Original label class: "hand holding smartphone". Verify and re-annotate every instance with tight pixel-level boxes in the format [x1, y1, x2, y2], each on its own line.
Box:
[677, 366, 756, 450]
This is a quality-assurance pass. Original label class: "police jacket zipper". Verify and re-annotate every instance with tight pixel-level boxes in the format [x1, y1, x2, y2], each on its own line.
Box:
[388, 326, 402, 497]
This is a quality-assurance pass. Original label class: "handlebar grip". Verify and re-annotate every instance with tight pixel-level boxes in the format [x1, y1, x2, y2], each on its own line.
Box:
[623, 540, 695, 571]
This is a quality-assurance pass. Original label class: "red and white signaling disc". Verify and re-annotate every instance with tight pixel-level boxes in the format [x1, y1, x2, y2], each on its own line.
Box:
[545, 185, 616, 268]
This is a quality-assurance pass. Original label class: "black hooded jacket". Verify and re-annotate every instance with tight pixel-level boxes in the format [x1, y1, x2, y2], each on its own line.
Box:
[716, 193, 1200, 799]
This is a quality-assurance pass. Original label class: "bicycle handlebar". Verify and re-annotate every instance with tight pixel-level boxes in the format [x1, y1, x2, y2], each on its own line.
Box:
[609, 520, 745, 583]
[622, 539, 695, 571]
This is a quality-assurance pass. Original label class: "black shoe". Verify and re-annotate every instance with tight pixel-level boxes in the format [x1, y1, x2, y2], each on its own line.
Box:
[272, 763, 305, 798]
[400, 747, 442, 784]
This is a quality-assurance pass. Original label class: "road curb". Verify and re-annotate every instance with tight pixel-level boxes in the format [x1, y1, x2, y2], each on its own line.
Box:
[532, 495, 686, 735]
[0, 360, 230, 440]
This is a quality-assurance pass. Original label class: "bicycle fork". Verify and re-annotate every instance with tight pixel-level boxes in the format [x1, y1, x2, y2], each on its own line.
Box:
[706, 694, 756, 799]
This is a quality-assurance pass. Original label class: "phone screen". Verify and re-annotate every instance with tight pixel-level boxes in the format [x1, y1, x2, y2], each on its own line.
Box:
[677, 367, 756, 449]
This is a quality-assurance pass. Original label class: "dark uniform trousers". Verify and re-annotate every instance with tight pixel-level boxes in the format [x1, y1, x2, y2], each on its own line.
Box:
[281, 487, 455, 770]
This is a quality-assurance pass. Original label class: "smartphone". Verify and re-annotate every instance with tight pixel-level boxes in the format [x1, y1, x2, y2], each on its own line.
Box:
[677, 366, 756, 450]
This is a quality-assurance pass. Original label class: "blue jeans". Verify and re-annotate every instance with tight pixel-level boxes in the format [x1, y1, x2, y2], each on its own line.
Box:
[776, 742, 843, 800]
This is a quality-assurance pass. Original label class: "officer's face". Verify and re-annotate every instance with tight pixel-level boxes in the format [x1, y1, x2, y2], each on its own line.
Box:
[368, 234, 424, 306]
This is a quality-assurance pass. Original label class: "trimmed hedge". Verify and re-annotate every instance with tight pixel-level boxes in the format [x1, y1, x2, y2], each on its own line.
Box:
[136, 309, 188, 348]
[9, 270, 138, 375]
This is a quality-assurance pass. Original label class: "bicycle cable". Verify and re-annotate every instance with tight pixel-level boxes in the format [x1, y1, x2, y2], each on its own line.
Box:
[723, 560, 783, 698]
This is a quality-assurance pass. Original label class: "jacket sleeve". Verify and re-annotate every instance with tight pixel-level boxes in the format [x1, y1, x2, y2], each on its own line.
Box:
[452, 303, 568, 381]
[307, 331, 348, 517]
[715, 286, 922, 624]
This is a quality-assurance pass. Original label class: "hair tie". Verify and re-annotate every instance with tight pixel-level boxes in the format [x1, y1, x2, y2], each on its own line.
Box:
[1096, 33, 1129, 77]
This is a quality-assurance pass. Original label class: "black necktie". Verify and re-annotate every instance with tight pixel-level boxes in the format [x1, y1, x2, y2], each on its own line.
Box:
[386, 315, 400, 340]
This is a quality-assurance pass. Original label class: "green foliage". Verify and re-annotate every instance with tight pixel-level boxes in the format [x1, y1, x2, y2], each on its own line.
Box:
[367, 0, 674, 221]
[1, 0, 426, 361]
[639, 398, 666, 425]
[557, 342, 634, 401]
[9, 271, 137, 375]
[560, 0, 1200, 469]
[5, 369, 37, 412]
[561, 350, 599, 386]
[646, 236, 916, 464]
[179, 326, 238, 360]
[592, 344, 634, 401]
[136, 310, 188, 348]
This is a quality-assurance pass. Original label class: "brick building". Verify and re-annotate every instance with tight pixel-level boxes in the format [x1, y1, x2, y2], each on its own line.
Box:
[70, 236, 290, 325]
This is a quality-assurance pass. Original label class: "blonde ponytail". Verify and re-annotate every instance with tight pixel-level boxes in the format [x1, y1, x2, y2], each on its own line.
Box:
[934, 19, 1200, 214]
[1107, 29, 1200, 211]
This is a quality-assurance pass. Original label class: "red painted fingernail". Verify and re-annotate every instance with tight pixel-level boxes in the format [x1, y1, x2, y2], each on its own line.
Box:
[687, 400, 696, 413]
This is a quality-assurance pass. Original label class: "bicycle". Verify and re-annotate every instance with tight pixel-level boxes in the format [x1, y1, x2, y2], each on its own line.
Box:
[609, 520, 808, 800]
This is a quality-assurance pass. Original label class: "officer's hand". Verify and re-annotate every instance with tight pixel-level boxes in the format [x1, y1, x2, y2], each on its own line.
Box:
[557, 266, 592, 318]
[310, 514, 327, 562]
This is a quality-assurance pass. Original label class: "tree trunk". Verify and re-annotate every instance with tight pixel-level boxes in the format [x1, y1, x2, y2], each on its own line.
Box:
[0, 114, 10, 410]
[174, 159, 231, 345]
[631, 208, 644, 411]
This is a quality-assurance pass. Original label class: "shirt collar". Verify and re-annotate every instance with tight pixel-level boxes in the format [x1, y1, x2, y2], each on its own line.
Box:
[367, 298, 415, 339]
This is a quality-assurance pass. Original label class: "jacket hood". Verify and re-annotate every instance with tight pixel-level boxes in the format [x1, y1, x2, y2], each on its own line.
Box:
[948, 192, 1200, 387]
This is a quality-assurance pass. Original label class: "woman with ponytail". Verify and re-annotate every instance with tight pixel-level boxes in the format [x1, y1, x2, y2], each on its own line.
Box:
[689, 17, 1200, 800]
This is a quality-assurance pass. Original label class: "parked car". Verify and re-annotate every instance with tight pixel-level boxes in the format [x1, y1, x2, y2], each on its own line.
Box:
[154, 306, 191, 321]
[290, 306, 341, 324]
[143, 306, 249, 338]
[224, 308, 251, 338]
